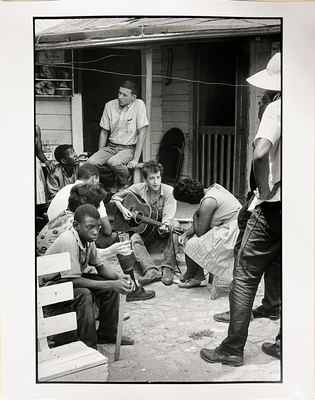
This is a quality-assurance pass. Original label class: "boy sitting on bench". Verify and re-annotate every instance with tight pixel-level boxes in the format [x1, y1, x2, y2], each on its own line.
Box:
[43, 203, 135, 349]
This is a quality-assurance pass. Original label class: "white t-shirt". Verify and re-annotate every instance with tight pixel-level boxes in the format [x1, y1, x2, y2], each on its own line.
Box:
[248, 99, 281, 211]
[47, 180, 107, 220]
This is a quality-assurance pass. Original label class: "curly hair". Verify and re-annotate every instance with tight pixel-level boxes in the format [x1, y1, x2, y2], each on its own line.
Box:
[67, 182, 106, 212]
[74, 204, 100, 223]
[173, 178, 204, 204]
[142, 160, 163, 179]
[54, 144, 73, 163]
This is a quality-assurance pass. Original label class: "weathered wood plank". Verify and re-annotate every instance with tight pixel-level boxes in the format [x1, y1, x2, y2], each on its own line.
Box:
[36, 98, 71, 114]
[37, 252, 71, 276]
[36, 114, 72, 130]
[37, 282, 74, 307]
[40, 130, 72, 146]
[163, 112, 189, 123]
[45, 363, 108, 382]
[38, 312, 77, 338]
[38, 342, 108, 381]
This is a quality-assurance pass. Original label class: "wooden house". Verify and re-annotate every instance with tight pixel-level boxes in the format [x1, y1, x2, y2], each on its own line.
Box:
[35, 17, 281, 202]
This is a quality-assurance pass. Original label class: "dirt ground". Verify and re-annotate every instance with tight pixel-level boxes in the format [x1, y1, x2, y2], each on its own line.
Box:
[97, 254, 281, 383]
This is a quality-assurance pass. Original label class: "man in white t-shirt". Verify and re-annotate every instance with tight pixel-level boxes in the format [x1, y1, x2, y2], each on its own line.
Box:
[200, 52, 282, 366]
[47, 163, 117, 248]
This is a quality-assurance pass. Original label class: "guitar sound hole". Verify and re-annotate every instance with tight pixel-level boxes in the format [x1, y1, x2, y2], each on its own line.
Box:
[134, 212, 143, 224]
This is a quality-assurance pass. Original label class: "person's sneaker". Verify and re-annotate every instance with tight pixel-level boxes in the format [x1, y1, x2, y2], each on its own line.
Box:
[161, 266, 174, 286]
[252, 305, 280, 320]
[97, 333, 135, 345]
[200, 346, 244, 367]
[213, 310, 254, 323]
[261, 341, 281, 359]
[138, 268, 162, 286]
[126, 285, 155, 302]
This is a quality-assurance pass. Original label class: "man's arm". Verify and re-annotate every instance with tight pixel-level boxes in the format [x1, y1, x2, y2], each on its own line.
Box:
[127, 126, 147, 169]
[193, 198, 217, 237]
[98, 128, 109, 150]
[46, 169, 61, 199]
[100, 216, 112, 236]
[71, 274, 132, 295]
[253, 138, 280, 200]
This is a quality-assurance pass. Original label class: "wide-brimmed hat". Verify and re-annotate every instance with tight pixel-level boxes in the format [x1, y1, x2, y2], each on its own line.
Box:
[246, 52, 281, 91]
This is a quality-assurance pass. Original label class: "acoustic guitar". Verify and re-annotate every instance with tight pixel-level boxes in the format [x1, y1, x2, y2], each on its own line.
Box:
[113, 192, 185, 236]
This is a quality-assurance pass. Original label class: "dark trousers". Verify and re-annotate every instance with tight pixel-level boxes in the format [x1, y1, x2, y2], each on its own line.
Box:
[221, 202, 281, 356]
[234, 199, 281, 311]
[46, 274, 119, 349]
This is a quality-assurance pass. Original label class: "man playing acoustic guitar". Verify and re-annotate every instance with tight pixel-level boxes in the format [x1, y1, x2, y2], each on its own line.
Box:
[111, 160, 181, 286]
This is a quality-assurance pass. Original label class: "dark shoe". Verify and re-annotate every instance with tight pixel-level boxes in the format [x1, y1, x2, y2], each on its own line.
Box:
[262, 341, 281, 359]
[200, 346, 244, 367]
[161, 266, 174, 286]
[213, 310, 254, 323]
[97, 333, 135, 345]
[126, 285, 155, 302]
[253, 305, 280, 320]
[138, 268, 162, 286]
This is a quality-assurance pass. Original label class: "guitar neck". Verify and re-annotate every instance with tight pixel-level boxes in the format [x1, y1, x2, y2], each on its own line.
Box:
[130, 211, 185, 235]
[131, 211, 163, 228]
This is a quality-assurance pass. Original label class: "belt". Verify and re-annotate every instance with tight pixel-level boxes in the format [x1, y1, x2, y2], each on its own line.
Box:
[108, 142, 135, 149]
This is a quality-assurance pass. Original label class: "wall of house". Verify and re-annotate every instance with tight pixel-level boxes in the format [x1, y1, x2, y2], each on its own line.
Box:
[36, 94, 83, 160]
[160, 43, 192, 178]
[36, 97, 72, 160]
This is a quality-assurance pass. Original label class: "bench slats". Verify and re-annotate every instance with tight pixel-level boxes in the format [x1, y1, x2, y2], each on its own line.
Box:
[37, 253, 108, 382]
[38, 342, 108, 381]
[38, 312, 77, 338]
[37, 252, 71, 276]
[37, 281, 73, 307]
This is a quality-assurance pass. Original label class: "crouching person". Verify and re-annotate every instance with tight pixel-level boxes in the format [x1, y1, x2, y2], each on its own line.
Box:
[43, 203, 135, 349]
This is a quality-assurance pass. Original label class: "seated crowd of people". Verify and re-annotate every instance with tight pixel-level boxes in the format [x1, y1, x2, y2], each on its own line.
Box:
[35, 56, 281, 369]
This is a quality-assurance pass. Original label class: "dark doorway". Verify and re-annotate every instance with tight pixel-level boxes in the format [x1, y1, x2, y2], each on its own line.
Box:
[78, 48, 141, 155]
[193, 40, 249, 202]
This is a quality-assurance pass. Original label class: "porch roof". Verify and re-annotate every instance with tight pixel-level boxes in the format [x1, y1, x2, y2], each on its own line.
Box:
[35, 17, 281, 50]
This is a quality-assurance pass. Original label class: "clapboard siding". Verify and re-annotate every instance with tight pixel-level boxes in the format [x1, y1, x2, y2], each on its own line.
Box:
[161, 44, 191, 177]
[149, 46, 163, 159]
[36, 97, 72, 160]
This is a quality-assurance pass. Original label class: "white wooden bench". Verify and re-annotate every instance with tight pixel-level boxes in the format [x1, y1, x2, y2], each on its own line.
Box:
[37, 252, 108, 382]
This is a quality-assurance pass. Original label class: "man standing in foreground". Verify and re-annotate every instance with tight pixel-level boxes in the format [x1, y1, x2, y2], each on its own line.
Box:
[87, 80, 148, 191]
[200, 52, 282, 366]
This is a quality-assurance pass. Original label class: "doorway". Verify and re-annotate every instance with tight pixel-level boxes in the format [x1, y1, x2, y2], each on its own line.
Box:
[79, 47, 142, 155]
[193, 40, 249, 201]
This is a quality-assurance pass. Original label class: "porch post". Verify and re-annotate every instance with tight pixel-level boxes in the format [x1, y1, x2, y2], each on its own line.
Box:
[142, 45, 152, 161]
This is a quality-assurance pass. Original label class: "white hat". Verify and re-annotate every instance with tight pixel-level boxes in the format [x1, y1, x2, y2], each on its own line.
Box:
[246, 52, 281, 91]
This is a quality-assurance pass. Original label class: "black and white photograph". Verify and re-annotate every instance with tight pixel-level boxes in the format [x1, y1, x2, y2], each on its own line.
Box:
[0, 1, 314, 400]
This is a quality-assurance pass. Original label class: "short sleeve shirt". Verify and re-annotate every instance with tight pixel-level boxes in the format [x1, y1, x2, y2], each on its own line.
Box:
[47, 180, 108, 220]
[249, 98, 281, 210]
[45, 228, 103, 279]
[99, 99, 148, 145]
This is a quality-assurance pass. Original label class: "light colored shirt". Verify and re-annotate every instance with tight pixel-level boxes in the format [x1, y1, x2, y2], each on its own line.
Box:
[248, 98, 281, 211]
[100, 99, 148, 146]
[47, 180, 108, 220]
[46, 163, 79, 199]
[45, 227, 103, 279]
[111, 182, 177, 225]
